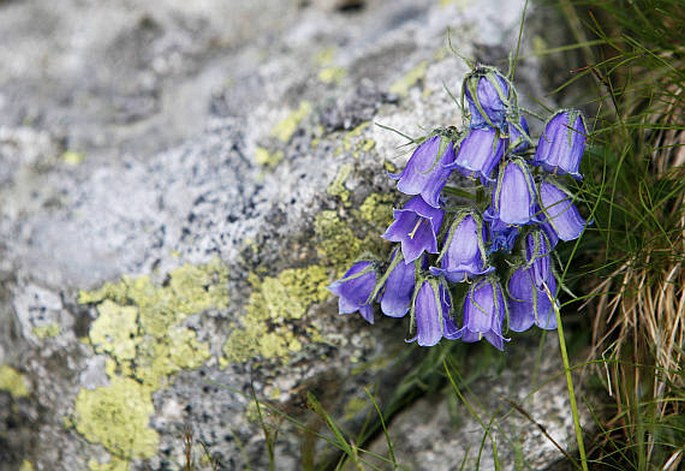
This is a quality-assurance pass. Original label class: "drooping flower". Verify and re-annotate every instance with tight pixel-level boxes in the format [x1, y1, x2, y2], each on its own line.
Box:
[429, 211, 493, 282]
[458, 277, 509, 350]
[538, 180, 587, 241]
[379, 248, 417, 318]
[328, 261, 377, 324]
[409, 278, 460, 347]
[533, 109, 586, 180]
[445, 127, 505, 184]
[392, 135, 456, 208]
[525, 229, 554, 288]
[507, 266, 558, 332]
[485, 158, 538, 226]
[509, 115, 531, 154]
[464, 67, 510, 129]
[485, 216, 519, 254]
[382, 196, 444, 263]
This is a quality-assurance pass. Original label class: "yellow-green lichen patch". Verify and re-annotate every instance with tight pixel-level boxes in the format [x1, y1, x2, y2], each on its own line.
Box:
[271, 101, 312, 143]
[74, 377, 159, 459]
[19, 460, 35, 471]
[89, 301, 139, 362]
[389, 60, 428, 96]
[326, 163, 353, 205]
[313, 47, 336, 67]
[0, 365, 30, 398]
[314, 210, 363, 267]
[75, 260, 229, 461]
[319, 67, 347, 85]
[357, 193, 395, 229]
[88, 457, 129, 471]
[32, 322, 61, 339]
[254, 146, 284, 168]
[339, 122, 376, 158]
[61, 150, 85, 166]
[223, 266, 329, 363]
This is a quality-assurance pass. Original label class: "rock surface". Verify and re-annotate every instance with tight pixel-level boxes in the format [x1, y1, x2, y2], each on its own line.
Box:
[0, 0, 588, 470]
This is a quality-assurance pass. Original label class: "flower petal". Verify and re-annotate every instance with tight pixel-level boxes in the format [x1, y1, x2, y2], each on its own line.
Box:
[539, 181, 587, 241]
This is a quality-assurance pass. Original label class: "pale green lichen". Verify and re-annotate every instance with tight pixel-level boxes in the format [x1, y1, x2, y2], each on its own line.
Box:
[319, 67, 347, 85]
[19, 460, 35, 471]
[326, 163, 353, 205]
[75, 259, 228, 462]
[271, 101, 312, 143]
[339, 122, 376, 158]
[223, 266, 329, 364]
[88, 457, 129, 471]
[357, 193, 395, 228]
[74, 376, 159, 459]
[61, 150, 85, 166]
[0, 365, 30, 398]
[389, 60, 428, 96]
[314, 210, 363, 267]
[254, 146, 284, 168]
[32, 322, 61, 339]
[313, 47, 336, 67]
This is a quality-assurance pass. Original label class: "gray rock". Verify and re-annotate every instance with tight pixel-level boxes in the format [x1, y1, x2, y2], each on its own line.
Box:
[0, 0, 589, 470]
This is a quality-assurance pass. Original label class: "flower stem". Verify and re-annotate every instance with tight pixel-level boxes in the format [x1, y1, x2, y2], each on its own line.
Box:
[551, 295, 589, 471]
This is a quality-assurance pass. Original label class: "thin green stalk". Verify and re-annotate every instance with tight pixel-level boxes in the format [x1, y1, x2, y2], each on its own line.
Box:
[550, 291, 589, 471]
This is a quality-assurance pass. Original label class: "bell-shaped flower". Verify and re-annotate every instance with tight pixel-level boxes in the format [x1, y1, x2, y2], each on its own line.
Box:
[392, 135, 456, 208]
[533, 109, 586, 180]
[485, 158, 538, 226]
[382, 196, 444, 263]
[409, 278, 460, 347]
[464, 67, 510, 129]
[378, 248, 418, 318]
[525, 230, 554, 288]
[485, 216, 519, 254]
[458, 277, 509, 350]
[538, 180, 587, 242]
[445, 127, 504, 184]
[509, 115, 531, 154]
[328, 261, 377, 324]
[507, 266, 558, 332]
[429, 211, 493, 282]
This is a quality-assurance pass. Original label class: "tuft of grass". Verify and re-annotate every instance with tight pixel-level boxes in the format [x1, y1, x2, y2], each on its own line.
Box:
[553, 0, 685, 468]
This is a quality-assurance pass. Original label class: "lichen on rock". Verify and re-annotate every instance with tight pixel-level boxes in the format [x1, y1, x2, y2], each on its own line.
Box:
[73, 376, 159, 460]
[73, 259, 229, 462]
[223, 265, 329, 364]
[0, 364, 30, 398]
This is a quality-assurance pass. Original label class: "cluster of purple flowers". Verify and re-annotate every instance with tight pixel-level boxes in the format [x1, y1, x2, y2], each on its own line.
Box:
[328, 66, 588, 350]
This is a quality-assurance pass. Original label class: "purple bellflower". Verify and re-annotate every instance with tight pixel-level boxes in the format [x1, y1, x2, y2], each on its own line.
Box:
[464, 67, 510, 129]
[409, 278, 460, 347]
[328, 261, 377, 324]
[507, 266, 558, 332]
[533, 109, 586, 180]
[509, 115, 531, 154]
[429, 212, 493, 282]
[486, 216, 519, 254]
[382, 196, 444, 263]
[393, 135, 456, 208]
[446, 127, 504, 184]
[485, 158, 538, 226]
[459, 277, 509, 350]
[538, 180, 587, 242]
[525, 230, 554, 288]
[379, 248, 417, 318]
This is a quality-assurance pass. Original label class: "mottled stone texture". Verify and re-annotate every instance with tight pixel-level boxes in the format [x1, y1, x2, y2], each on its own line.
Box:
[0, 0, 587, 470]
